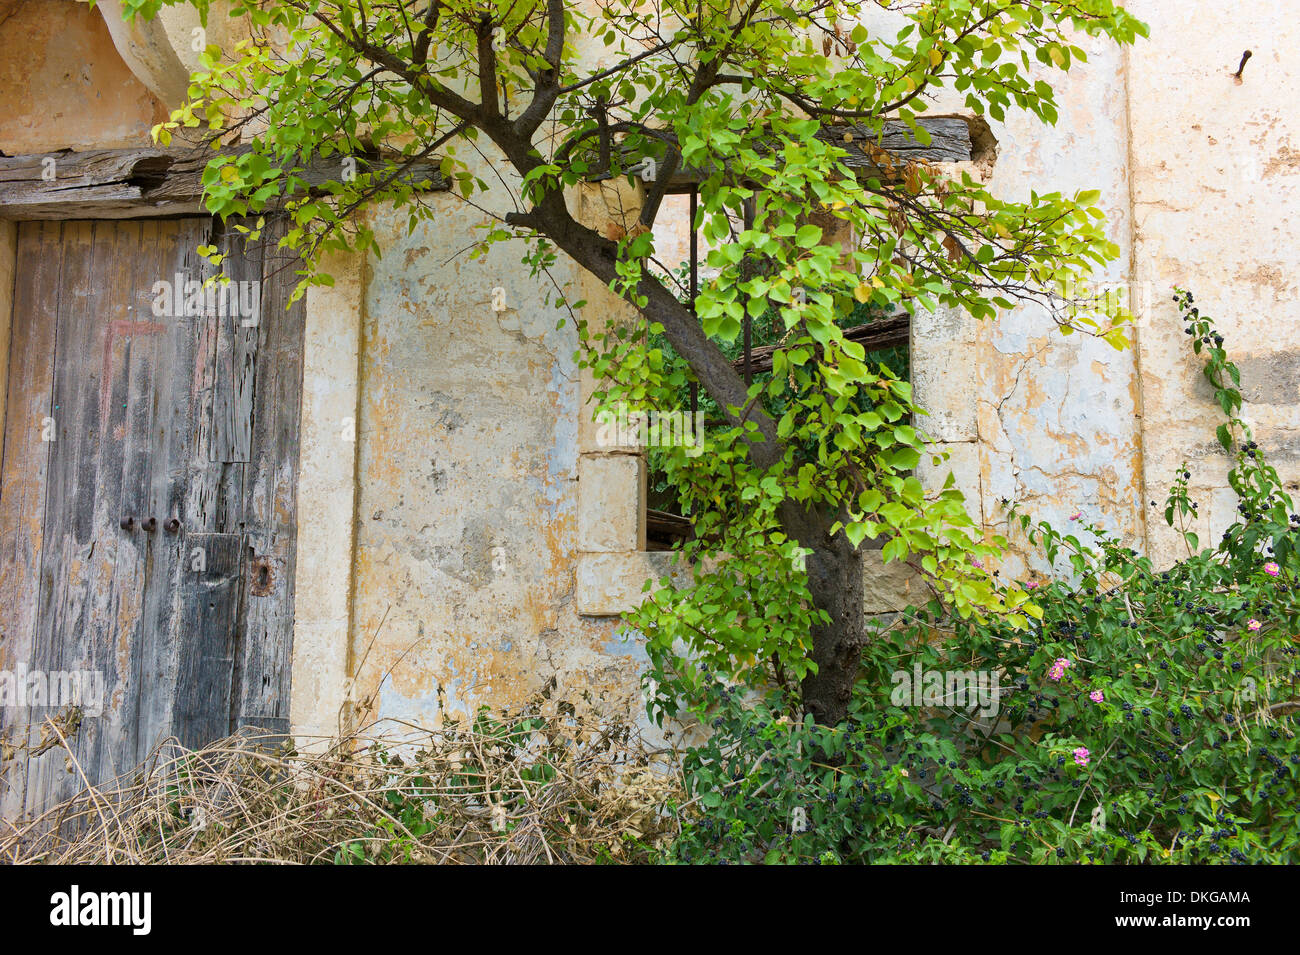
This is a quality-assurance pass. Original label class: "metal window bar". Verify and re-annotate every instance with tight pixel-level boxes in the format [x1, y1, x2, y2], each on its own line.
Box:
[742, 194, 755, 387]
[689, 189, 757, 390]
[689, 185, 699, 420]
[688, 189, 761, 425]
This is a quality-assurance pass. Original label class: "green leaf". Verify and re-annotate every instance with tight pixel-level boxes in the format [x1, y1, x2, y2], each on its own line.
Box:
[795, 224, 822, 248]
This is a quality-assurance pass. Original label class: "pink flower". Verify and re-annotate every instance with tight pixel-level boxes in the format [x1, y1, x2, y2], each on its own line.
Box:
[1024, 580, 1039, 590]
[971, 558, 983, 569]
[1048, 658, 1072, 682]
[1264, 562, 1280, 577]
[1069, 510, 1082, 521]
[1073, 747, 1091, 768]
[1247, 618, 1261, 632]
[1089, 690, 1104, 704]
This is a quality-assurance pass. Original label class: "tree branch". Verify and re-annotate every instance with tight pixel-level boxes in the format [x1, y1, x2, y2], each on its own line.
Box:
[413, 1, 444, 64]
[477, 16, 500, 120]
[514, 0, 567, 138]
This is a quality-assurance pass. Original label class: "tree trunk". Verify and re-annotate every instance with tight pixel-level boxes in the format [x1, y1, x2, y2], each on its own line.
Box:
[784, 506, 865, 726]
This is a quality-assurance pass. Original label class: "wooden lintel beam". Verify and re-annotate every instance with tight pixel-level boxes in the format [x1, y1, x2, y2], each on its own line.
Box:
[0, 146, 449, 220]
[597, 117, 973, 192]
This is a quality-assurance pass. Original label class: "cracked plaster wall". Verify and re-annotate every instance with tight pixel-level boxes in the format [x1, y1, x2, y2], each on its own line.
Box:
[1126, 0, 1300, 567]
[911, 2, 1300, 583]
[345, 184, 652, 729]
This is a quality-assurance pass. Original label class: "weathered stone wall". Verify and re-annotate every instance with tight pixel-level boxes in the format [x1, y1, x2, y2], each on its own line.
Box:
[904, 1, 1300, 580]
[1125, 0, 1300, 567]
[344, 185, 648, 729]
[5, 0, 1300, 738]
[957, 30, 1146, 584]
[0, 0, 166, 154]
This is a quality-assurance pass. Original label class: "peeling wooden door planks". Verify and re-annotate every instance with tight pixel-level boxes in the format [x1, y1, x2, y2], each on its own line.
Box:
[0, 217, 306, 821]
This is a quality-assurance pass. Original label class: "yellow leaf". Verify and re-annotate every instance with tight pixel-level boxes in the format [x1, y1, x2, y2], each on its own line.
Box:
[1049, 47, 1064, 67]
[929, 48, 943, 67]
[220, 165, 238, 182]
[853, 283, 872, 303]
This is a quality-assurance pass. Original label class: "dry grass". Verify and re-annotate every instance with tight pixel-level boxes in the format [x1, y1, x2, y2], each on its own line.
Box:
[0, 697, 684, 864]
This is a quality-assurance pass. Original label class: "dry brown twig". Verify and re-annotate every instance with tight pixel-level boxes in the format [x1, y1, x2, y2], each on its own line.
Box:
[1, 695, 684, 865]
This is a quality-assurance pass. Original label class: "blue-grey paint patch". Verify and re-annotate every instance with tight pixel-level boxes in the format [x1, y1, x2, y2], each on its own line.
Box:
[604, 627, 650, 662]
[377, 673, 445, 724]
[990, 304, 1044, 355]
[548, 358, 580, 480]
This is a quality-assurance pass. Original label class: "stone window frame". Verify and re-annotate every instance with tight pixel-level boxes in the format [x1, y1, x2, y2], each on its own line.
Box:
[569, 179, 682, 616]
[565, 179, 973, 620]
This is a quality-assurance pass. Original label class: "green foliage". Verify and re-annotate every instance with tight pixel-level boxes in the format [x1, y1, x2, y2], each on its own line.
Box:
[124, 0, 1146, 694]
[661, 291, 1300, 864]
[569, 1, 1146, 667]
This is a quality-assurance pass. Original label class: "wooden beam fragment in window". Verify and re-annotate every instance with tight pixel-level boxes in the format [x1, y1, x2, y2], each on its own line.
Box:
[730, 313, 910, 377]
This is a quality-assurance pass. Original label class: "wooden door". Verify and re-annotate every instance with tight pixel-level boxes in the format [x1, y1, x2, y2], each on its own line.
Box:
[0, 217, 305, 822]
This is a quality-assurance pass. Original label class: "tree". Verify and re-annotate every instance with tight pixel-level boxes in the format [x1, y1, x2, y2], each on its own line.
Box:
[131, 0, 1146, 725]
